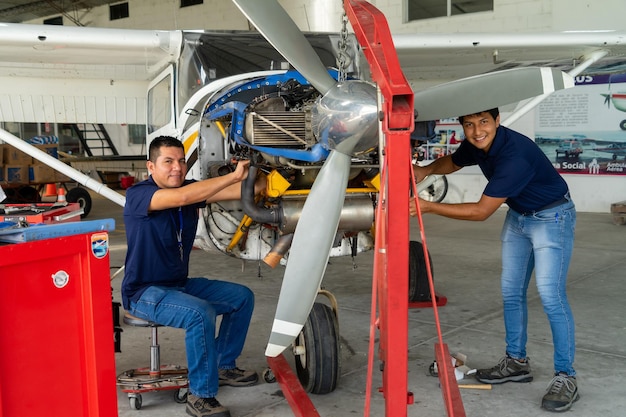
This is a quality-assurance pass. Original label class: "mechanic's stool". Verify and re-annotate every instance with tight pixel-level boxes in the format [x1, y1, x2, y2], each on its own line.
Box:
[116, 312, 189, 410]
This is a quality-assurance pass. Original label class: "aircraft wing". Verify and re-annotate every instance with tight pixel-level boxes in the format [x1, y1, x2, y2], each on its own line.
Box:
[0, 23, 182, 124]
[1, 23, 625, 123]
[392, 31, 626, 88]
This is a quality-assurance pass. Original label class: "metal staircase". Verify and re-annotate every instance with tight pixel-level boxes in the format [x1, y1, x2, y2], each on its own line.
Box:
[70, 123, 125, 186]
[71, 123, 119, 156]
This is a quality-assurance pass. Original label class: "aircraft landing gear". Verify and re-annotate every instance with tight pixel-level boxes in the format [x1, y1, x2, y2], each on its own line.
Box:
[292, 291, 341, 394]
[66, 186, 92, 218]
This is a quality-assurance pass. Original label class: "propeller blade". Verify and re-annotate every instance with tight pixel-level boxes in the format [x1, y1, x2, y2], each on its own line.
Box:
[265, 150, 352, 357]
[232, 0, 336, 95]
[414, 67, 574, 121]
[603, 93, 611, 108]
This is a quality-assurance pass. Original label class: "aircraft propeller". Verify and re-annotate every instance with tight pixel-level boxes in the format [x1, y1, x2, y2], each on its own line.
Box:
[232, 0, 574, 358]
[232, 0, 379, 358]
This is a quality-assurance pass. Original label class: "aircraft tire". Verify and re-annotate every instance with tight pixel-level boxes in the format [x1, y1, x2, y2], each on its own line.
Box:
[409, 240, 434, 302]
[66, 187, 92, 218]
[294, 302, 340, 394]
[620, 119, 626, 130]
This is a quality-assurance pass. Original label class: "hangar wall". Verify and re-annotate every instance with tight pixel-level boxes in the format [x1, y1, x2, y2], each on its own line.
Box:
[25, 0, 626, 34]
[22, 0, 626, 213]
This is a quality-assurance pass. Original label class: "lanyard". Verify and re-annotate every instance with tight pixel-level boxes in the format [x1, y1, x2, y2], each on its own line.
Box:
[170, 207, 183, 261]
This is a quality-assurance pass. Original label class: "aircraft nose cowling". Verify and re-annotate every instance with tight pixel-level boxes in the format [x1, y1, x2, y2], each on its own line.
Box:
[311, 80, 379, 157]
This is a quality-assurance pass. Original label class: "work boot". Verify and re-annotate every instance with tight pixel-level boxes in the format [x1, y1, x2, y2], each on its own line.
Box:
[218, 367, 259, 387]
[186, 394, 230, 417]
[475, 355, 533, 384]
[541, 373, 580, 412]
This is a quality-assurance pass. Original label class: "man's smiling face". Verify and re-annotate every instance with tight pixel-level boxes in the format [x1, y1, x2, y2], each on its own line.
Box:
[461, 111, 500, 153]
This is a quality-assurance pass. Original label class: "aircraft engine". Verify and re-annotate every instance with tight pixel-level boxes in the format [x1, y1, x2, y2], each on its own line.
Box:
[196, 70, 377, 263]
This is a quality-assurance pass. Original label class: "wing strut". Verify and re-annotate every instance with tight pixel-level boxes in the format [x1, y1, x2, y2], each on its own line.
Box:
[503, 49, 608, 126]
[0, 128, 125, 207]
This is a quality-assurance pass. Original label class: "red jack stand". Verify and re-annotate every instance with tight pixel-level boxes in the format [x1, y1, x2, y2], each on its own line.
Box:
[267, 355, 320, 417]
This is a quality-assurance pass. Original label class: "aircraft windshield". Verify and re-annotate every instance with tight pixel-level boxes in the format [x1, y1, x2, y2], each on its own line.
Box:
[177, 31, 358, 111]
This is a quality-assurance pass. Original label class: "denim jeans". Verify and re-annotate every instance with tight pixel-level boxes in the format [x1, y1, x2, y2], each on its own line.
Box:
[500, 199, 576, 376]
[129, 278, 254, 398]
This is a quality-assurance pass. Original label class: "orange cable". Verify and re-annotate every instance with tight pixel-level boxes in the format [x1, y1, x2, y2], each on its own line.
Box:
[363, 161, 386, 417]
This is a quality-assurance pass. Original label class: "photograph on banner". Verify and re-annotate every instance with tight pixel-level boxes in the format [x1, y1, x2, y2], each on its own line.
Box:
[535, 73, 626, 176]
[411, 118, 464, 165]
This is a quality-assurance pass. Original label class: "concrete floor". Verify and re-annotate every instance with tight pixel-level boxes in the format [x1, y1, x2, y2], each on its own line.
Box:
[88, 190, 626, 417]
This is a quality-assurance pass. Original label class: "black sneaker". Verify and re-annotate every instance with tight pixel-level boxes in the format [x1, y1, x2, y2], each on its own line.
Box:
[475, 356, 533, 384]
[186, 394, 230, 417]
[218, 367, 259, 387]
[542, 373, 580, 412]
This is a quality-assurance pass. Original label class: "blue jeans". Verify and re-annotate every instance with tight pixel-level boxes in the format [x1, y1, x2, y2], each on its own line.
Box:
[129, 278, 254, 398]
[500, 199, 576, 376]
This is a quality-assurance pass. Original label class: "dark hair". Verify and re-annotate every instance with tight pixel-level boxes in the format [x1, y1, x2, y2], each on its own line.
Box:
[458, 108, 499, 124]
[148, 136, 184, 162]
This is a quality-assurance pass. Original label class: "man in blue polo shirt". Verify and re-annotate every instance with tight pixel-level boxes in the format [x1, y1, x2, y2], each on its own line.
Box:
[122, 136, 265, 417]
[411, 108, 578, 412]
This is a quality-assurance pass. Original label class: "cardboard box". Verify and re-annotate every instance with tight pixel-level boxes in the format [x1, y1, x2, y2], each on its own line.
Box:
[35, 144, 59, 159]
[4, 165, 29, 183]
[29, 164, 56, 183]
[4, 147, 32, 165]
[55, 171, 73, 183]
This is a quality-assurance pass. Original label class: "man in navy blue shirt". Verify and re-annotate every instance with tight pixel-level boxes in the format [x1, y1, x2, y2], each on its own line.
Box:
[411, 108, 578, 412]
[122, 136, 264, 417]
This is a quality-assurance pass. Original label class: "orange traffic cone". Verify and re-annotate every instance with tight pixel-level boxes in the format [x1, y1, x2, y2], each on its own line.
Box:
[56, 187, 66, 204]
[44, 183, 57, 197]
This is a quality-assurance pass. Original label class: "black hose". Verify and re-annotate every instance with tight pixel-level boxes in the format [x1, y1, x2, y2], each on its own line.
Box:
[241, 166, 282, 225]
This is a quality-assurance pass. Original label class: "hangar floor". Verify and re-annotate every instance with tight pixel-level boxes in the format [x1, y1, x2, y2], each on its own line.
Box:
[90, 191, 626, 417]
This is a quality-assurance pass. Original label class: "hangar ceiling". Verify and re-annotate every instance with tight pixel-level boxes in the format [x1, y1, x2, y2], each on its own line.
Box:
[0, 0, 112, 24]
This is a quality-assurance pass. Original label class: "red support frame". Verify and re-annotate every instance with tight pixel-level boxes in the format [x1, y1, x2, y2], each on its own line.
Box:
[266, 2, 466, 416]
[344, 1, 413, 415]
[345, 1, 465, 416]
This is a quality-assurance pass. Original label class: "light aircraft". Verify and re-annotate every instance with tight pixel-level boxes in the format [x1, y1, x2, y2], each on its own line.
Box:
[601, 73, 626, 130]
[1, 0, 626, 398]
[593, 142, 626, 160]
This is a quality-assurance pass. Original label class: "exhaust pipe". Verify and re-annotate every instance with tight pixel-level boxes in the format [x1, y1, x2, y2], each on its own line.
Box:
[241, 165, 283, 225]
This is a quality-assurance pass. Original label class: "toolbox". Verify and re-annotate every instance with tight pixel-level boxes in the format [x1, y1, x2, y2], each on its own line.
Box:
[0, 230, 118, 417]
[0, 202, 82, 224]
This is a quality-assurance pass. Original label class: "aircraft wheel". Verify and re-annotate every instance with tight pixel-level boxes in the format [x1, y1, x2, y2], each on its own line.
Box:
[619, 119, 626, 130]
[408, 240, 434, 302]
[294, 302, 340, 394]
[66, 187, 92, 218]
[418, 175, 448, 203]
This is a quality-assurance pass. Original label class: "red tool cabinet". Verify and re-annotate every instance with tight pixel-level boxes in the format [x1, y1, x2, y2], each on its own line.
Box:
[0, 232, 118, 417]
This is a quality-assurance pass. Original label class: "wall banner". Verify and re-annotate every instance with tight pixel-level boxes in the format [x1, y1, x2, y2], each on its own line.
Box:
[535, 73, 626, 176]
